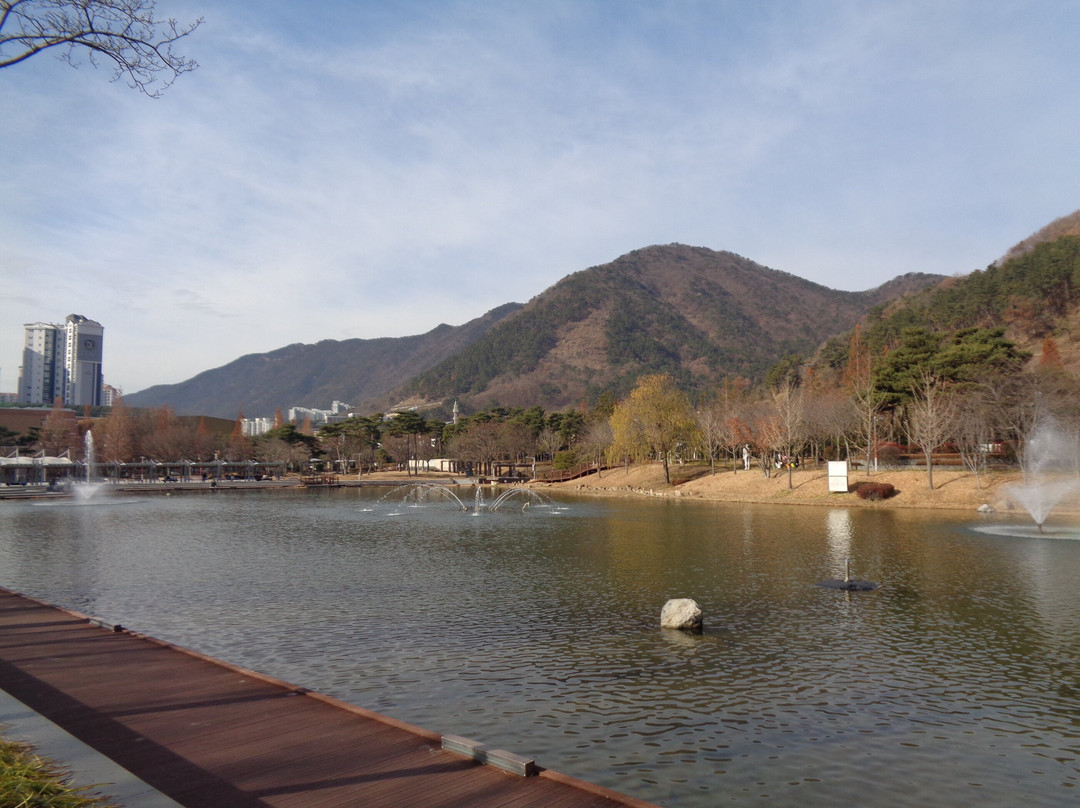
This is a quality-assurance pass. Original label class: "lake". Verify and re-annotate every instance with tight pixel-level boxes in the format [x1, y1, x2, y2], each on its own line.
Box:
[0, 485, 1077, 807]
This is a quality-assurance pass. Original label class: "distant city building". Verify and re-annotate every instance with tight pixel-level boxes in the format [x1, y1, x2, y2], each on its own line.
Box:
[243, 401, 353, 436]
[18, 315, 104, 406]
[288, 400, 352, 428]
[63, 315, 104, 406]
[18, 322, 65, 405]
[243, 417, 274, 437]
[101, 383, 122, 407]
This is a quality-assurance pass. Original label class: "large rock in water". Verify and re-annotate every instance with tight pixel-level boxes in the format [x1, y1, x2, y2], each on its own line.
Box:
[661, 598, 702, 630]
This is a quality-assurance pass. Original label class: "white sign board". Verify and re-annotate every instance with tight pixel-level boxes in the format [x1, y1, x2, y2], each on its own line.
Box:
[828, 461, 849, 493]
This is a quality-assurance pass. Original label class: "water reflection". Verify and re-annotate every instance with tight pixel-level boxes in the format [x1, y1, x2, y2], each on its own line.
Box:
[0, 489, 1078, 807]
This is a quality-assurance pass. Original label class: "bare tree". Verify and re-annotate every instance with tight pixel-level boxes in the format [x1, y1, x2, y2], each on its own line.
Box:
[0, 0, 202, 96]
[952, 388, 994, 489]
[446, 421, 503, 478]
[536, 427, 562, 463]
[577, 419, 613, 477]
[905, 371, 958, 490]
[772, 382, 807, 489]
[804, 387, 856, 463]
[753, 383, 806, 489]
[140, 404, 195, 461]
[695, 400, 726, 475]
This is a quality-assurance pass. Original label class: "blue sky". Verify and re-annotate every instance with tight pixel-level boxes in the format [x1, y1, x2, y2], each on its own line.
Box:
[2, 0, 1078, 399]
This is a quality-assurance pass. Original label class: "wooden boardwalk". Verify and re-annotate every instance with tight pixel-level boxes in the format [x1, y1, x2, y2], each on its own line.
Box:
[0, 588, 660, 808]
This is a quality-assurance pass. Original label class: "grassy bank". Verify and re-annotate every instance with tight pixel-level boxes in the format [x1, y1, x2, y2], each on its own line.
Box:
[0, 733, 113, 808]
[330, 464, 1072, 518]
[539, 462, 1056, 515]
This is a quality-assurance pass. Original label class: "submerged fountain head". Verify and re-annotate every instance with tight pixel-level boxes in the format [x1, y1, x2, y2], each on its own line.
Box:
[816, 558, 879, 591]
[1007, 416, 1080, 530]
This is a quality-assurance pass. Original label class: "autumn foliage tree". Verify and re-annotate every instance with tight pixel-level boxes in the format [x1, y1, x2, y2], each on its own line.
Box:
[609, 374, 698, 484]
[37, 396, 78, 456]
[95, 396, 136, 463]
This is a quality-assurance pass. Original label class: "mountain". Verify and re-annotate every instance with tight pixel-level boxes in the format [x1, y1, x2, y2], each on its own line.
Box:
[124, 304, 522, 419]
[998, 209, 1080, 265]
[125, 244, 944, 419]
[386, 244, 944, 411]
[848, 233, 1080, 377]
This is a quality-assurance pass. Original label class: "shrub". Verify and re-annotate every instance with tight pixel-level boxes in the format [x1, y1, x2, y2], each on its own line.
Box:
[875, 443, 904, 470]
[855, 482, 896, 500]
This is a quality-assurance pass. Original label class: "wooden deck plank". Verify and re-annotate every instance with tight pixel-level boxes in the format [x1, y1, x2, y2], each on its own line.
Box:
[0, 589, 659, 808]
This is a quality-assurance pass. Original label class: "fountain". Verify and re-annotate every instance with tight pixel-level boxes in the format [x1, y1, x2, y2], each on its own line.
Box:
[69, 430, 109, 503]
[1006, 417, 1080, 532]
[373, 483, 469, 512]
[367, 483, 559, 516]
[488, 488, 554, 511]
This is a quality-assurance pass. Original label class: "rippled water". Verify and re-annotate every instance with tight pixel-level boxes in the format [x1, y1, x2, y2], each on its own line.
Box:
[1, 487, 1079, 807]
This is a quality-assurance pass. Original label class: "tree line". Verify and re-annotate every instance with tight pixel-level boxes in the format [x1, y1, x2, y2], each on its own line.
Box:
[16, 314, 1076, 492]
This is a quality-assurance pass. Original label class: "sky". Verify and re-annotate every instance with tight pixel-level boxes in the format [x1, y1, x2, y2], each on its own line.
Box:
[2, 0, 1078, 397]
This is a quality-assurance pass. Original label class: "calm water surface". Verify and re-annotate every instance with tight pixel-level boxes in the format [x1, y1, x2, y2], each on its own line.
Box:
[0, 486, 1078, 807]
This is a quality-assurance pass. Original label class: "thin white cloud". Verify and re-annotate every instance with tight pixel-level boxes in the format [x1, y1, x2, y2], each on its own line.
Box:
[2, 0, 1078, 396]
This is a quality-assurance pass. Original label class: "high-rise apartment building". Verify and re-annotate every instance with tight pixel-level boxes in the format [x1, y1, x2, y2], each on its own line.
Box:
[18, 314, 104, 407]
[18, 322, 65, 405]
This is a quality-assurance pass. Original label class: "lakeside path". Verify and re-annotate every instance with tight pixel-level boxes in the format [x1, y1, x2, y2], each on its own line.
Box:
[0, 588, 660, 808]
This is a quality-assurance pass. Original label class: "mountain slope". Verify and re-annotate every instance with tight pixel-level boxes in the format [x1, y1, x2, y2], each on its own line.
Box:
[125, 304, 521, 419]
[998, 209, 1080, 265]
[391, 244, 943, 410]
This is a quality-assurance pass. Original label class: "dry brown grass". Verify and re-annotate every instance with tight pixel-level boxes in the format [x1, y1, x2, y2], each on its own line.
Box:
[356, 463, 1076, 516]
[535, 462, 1056, 514]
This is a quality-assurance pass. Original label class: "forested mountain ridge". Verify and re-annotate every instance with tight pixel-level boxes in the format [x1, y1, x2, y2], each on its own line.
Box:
[126, 244, 943, 419]
[998, 209, 1080, 265]
[388, 244, 943, 411]
[124, 304, 522, 419]
[816, 235, 1080, 381]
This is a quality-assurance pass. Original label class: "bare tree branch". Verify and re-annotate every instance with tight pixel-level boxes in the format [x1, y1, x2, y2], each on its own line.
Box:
[0, 0, 202, 97]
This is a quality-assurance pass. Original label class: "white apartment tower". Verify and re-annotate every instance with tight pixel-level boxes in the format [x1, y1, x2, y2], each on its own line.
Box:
[18, 322, 65, 404]
[18, 314, 104, 407]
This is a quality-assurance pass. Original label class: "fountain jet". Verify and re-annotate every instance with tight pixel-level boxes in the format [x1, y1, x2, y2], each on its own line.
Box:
[1007, 416, 1080, 532]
